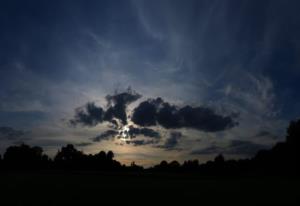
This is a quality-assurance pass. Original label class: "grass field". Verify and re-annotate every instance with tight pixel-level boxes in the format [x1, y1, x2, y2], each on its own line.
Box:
[0, 172, 298, 206]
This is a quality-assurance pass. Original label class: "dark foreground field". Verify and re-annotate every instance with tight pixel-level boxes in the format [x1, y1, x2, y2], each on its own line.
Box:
[0, 172, 298, 206]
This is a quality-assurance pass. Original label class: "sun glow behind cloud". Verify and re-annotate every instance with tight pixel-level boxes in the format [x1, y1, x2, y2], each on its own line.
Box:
[119, 125, 130, 141]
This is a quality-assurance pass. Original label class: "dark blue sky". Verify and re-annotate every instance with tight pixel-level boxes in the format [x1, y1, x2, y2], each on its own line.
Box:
[0, 0, 300, 166]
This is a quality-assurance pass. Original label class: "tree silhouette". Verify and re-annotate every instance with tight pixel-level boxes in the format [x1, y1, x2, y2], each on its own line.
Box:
[107, 151, 114, 161]
[3, 144, 50, 169]
[182, 160, 199, 171]
[55, 144, 83, 160]
[286, 119, 300, 147]
[214, 154, 225, 164]
[54, 144, 85, 169]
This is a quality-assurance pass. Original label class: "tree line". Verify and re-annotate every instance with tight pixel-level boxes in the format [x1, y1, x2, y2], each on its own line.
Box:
[0, 119, 299, 175]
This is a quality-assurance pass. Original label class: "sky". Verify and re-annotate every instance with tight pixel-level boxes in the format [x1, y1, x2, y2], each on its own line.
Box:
[1, 0, 300, 167]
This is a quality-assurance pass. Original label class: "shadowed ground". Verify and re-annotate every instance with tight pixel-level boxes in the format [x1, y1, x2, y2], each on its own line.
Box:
[0, 172, 298, 206]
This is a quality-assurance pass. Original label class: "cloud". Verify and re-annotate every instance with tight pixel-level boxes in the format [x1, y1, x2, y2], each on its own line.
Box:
[191, 140, 269, 156]
[70, 102, 105, 127]
[104, 88, 142, 125]
[74, 142, 93, 147]
[132, 98, 238, 132]
[92, 130, 119, 142]
[122, 126, 161, 139]
[70, 88, 141, 127]
[224, 74, 278, 118]
[255, 130, 278, 139]
[131, 98, 162, 126]
[0, 126, 26, 140]
[115, 126, 161, 146]
[126, 139, 157, 146]
[158, 131, 182, 150]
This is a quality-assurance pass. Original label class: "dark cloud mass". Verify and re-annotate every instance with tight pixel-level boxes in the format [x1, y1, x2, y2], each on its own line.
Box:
[70, 89, 141, 127]
[70, 102, 104, 127]
[105, 88, 142, 125]
[131, 98, 162, 126]
[132, 98, 238, 132]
